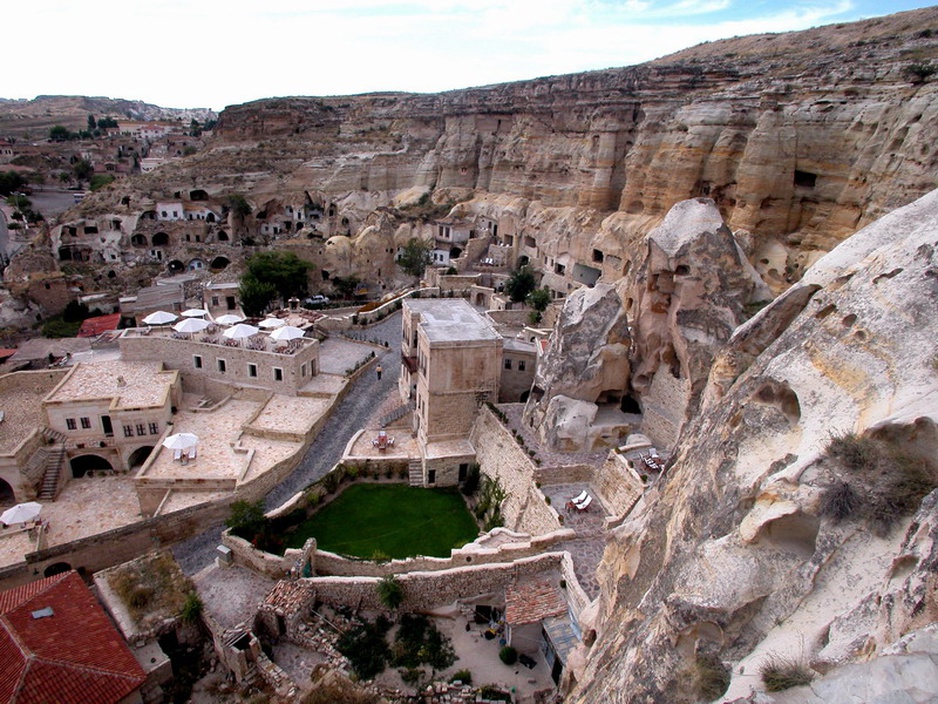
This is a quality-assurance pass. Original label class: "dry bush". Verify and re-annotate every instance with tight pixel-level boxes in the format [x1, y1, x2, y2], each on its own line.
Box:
[760, 654, 813, 692]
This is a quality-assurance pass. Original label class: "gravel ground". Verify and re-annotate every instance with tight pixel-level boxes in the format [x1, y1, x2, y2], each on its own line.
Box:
[173, 314, 403, 576]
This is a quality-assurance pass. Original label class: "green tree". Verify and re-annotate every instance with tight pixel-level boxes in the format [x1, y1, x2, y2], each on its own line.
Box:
[72, 158, 94, 183]
[239, 275, 277, 317]
[332, 275, 361, 299]
[49, 125, 73, 142]
[376, 574, 404, 610]
[245, 251, 314, 302]
[396, 238, 433, 280]
[225, 499, 267, 538]
[505, 265, 536, 303]
[526, 287, 551, 324]
[0, 171, 27, 196]
[97, 116, 118, 129]
[87, 114, 97, 131]
[227, 193, 252, 218]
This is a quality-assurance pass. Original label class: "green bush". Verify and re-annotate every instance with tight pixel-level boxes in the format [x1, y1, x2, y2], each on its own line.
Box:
[376, 574, 404, 610]
[450, 669, 472, 685]
[760, 654, 813, 692]
[336, 616, 392, 680]
[180, 592, 203, 623]
[498, 645, 517, 665]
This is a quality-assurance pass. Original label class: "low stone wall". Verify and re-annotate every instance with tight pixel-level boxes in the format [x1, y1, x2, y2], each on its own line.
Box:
[594, 452, 644, 519]
[534, 463, 595, 486]
[308, 552, 565, 612]
[470, 406, 562, 536]
[0, 497, 234, 591]
[313, 528, 575, 578]
[222, 532, 294, 579]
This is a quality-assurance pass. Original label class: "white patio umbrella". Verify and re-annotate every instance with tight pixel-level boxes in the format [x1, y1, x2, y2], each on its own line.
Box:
[215, 314, 244, 326]
[181, 308, 209, 318]
[258, 318, 286, 329]
[269, 325, 306, 342]
[173, 317, 211, 334]
[223, 323, 260, 341]
[142, 310, 177, 325]
[162, 432, 199, 451]
[0, 501, 42, 526]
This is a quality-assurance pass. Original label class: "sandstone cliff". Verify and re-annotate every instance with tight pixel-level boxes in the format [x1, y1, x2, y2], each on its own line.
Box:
[568, 188, 938, 702]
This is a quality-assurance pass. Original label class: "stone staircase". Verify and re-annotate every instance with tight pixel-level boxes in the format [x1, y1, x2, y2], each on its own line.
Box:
[408, 458, 423, 487]
[38, 445, 67, 502]
[380, 401, 413, 428]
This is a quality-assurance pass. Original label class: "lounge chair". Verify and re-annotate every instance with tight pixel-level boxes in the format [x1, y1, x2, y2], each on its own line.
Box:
[571, 490, 589, 505]
[173, 449, 183, 461]
[573, 494, 593, 511]
[187, 446, 197, 460]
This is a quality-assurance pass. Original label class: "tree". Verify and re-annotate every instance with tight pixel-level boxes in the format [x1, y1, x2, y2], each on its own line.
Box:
[90, 174, 116, 191]
[332, 276, 361, 299]
[396, 238, 433, 280]
[87, 114, 97, 131]
[72, 159, 94, 183]
[0, 171, 27, 196]
[505, 265, 536, 303]
[245, 251, 314, 302]
[227, 193, 252, 218]
[49, 125, 73, 142]
[239, 275, 277, 317]
[526, 287, 551, 324]
[225, 499, 266, 539]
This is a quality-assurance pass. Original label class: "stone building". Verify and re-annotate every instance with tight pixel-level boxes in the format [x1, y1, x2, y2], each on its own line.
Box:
[400, 298, 502, 486]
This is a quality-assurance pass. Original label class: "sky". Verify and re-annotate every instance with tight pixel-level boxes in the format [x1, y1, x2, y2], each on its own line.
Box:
[5, 0, 936, 112]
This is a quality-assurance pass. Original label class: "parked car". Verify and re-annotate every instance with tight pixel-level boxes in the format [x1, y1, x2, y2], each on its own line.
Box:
[304, 295, 330, 306]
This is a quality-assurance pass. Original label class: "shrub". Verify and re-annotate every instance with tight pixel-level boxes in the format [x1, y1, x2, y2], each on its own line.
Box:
[450, 669, 472, 685]
[376, 574, 404, 610]
[826, 433, 877, 471]
[760, 654, 813, 692]
[336, 617, 392, 680]
[478, 686, 511, 702]
[498, 645, 517, 665]
[180, 592, 203, 623]
[819, 479, 859, 521]
[226, 499, 266, 540]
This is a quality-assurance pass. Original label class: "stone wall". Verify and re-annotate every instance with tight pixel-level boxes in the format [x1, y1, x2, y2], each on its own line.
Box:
[1, 496, 234, 590]
[592, 452, 644, 519]
[307, 552, 565, 612]
[312, 528, 575, 577]
[470, 406, 563, 535]
[639, 366, 690, 450]
[222, 532, 294, 579]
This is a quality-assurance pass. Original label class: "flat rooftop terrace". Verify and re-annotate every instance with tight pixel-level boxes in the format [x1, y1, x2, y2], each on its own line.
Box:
[44, 360, 176, 408]
[0, 370, 66, 454]
[407, 299, 500, 344]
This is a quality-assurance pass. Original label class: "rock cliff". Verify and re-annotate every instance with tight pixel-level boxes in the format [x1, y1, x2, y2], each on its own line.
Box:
[568, 188, 938, 702]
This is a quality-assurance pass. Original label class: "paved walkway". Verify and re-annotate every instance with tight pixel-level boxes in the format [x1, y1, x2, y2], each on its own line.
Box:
[173, 315, 403, 575]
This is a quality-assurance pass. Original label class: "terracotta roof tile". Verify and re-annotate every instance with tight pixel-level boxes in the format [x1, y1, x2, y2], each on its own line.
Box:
[0, 571, 146, 704]
[505, 578, 567, 626]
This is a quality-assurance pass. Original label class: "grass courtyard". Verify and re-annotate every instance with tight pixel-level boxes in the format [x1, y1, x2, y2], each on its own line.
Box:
[286, 483, 480, 559]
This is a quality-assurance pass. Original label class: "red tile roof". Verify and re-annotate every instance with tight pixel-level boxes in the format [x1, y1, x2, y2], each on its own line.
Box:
[0, 571, 146, 704]
[77, 313, 122, 338]
[505, 578, 567, 626]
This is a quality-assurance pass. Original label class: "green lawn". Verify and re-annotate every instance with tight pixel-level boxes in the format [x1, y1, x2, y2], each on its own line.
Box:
[286, 483, 480, 559]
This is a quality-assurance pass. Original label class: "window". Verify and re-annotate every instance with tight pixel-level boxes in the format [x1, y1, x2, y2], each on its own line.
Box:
[136, 423, 146, 436]
[123, 425, 134, 437]
[217, 359, 227, 373]
[504, 358, 512, 370]
[149, 422, 159, 435]
[248, 363, 258, 378]
[193, 355, 203, 369]
[66, 418, 77, 430]
[273, 367, 283, 382]
[300, 363, 307, 377]
[80, 417, 91, 429]
[518, 360, 526, 371]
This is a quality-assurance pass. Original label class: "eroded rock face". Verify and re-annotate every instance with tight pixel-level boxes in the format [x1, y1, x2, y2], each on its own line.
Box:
[629, 198, 770, 448]
[570, 188, 938, 703]
[523, 282, 631, 449]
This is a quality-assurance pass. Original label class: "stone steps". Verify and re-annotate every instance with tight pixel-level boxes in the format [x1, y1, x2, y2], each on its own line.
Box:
[38, 445, 67, 502]
[408, 458, 423, 487]
[379, 401, 413, 428]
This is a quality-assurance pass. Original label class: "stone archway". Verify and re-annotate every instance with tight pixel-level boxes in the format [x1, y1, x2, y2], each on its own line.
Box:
[131, 233, 148, 247]
[152, 231, 170, 246]
[44, 562, 72, 577]
[0, 477, 14, 504]
[210, 256, 230, 270]
[70, 454, 113, 478]
[127, 446, 154, 470]
[217, 230, 229, 242]
[168, 260, 185, 273]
